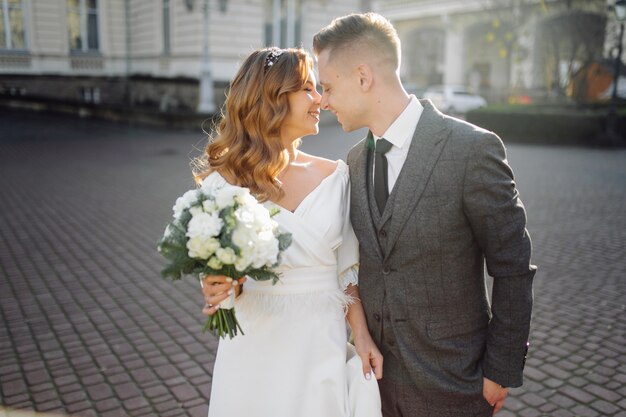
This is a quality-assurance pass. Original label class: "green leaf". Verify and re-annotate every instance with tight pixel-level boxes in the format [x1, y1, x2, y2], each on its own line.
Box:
[277, 233, 292, 251]
[246, 268, 279, 283]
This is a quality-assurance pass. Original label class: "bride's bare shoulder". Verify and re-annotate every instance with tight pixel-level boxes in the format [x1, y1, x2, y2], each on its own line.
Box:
[298, 152, 339, 176]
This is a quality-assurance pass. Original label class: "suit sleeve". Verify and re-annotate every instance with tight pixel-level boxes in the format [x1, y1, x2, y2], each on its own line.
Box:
[462, 132, 536, 388]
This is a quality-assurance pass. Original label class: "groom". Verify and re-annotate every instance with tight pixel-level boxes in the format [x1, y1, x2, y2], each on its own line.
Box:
[313, 13, 535, 417]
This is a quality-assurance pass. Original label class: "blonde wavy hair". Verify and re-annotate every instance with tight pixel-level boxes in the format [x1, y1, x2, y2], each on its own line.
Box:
[193, 47, 314, 202]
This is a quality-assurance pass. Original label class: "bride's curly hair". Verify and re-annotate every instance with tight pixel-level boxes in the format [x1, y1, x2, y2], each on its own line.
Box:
[193, 47, 314, 202]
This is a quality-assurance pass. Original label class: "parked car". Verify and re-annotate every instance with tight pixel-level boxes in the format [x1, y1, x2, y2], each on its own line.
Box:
[423, 85, 487, 114]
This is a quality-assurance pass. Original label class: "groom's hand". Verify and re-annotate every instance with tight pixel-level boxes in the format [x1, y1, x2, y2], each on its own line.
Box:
[483, 377, 508, 414]
[201, 275, 246, 316]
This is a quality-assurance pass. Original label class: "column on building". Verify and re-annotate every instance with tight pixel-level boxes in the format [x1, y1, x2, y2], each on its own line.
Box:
[267, 0, 300, 48]
[443, 21, 464, 86]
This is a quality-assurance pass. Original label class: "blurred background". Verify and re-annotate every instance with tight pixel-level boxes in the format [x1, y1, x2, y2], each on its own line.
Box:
[0, 0, 625, 135]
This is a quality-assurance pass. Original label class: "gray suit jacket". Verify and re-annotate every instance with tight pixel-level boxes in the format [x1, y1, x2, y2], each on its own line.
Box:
[348, 100, 535, 407]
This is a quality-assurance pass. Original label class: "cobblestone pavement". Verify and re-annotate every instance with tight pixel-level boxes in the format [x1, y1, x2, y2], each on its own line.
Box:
[0, 109, 624, 416]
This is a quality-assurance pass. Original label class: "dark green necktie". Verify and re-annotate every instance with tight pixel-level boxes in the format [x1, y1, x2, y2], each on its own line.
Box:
[374, 138, 393, 213]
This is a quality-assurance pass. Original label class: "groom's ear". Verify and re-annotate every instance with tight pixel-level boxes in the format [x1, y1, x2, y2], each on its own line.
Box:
[356, 64, 373, 92]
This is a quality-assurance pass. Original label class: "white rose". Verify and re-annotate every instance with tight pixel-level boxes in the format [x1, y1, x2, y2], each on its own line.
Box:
[231, 223, 256, 249]
[237, 192, 259, 207]
[215, 185, 251, 209]
[187, 236, 218, 259]
[172, 189, 200, 218]
[202, 199, 218, 213]
[186, 211, 223, 238]
[207, 256, 223, 270]
[189, 206, 203, 216]
[250, 232, 279, 268]
[234, 206, 256, 226]
[234, 256, 251, 272]
[216, 247, 237, 265]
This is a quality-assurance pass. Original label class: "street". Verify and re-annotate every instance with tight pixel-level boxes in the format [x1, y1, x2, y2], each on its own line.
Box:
[0, 109, 625, 417]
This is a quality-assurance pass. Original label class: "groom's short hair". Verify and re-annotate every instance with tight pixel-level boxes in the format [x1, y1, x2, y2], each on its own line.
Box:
[313, 12, 401, 70]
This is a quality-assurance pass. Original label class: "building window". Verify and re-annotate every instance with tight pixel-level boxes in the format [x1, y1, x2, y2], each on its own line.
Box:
[0, 0, 27, 50]
[68, 0, 99, 52]
[163, 0, 170, 54]
[264, 0, 301, 48]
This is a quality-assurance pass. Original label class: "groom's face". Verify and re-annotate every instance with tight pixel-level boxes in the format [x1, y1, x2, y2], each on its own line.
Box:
[317, 49, 364, 132]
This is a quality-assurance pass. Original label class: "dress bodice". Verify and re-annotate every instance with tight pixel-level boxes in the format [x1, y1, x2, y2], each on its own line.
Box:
[202, 160, 359, 293]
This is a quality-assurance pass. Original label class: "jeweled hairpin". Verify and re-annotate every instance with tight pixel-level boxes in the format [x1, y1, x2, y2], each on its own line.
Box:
[264, 48, 285, 72]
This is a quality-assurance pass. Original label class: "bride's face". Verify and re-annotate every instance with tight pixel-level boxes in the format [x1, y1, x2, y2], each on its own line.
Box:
[281, 71, 322, 142]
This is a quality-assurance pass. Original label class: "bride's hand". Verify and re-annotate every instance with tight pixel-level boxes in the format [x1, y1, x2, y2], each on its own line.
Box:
[201, 275, 246, 315]
[354, 334, 384, 380]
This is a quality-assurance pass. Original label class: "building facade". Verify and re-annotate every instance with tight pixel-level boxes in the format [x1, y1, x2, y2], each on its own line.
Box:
[0, 0, 362, 112]
[375, 0, 615, 104]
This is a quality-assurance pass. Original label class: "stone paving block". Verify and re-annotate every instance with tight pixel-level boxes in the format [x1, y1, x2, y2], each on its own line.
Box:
[170, 383, 200, 403]
[86, 383, 115, 401]
[519, 409, 541, 417]
[584, 382, 623, 402]
[58, 383, 82, 395]
[590, 399, 620, 415]
[551, 410, 574, 417]
[112, 382, 141, 400]
[95, 397, 122, 413]
[37, 399, 63, 412]
[571, 404, 600, 417]
[187, 404, 209, 417]
[559, 385, 596, 404]
[586, 372, 610, 385]
[65, 401, 93, 416]
[100, 409, 127, 417]
[129, 367, 156, 383]
[61, 389, 88, 405]
[122, 395, 150, 411]
[1, 393, 30, 407]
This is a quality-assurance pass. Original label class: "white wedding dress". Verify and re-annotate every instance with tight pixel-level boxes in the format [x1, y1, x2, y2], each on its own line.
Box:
[205, 160, 382, 417]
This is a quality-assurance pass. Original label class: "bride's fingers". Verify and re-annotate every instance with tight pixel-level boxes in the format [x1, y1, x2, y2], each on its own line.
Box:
[371, 354, 384, 380]
[206, 291, 232, 306]
[201, 275, 231, 286]
[202, 290, 234, 316]
[202, 282, 232, 299]
[360, 354, 373, 380]
[202, 303, 220, 316]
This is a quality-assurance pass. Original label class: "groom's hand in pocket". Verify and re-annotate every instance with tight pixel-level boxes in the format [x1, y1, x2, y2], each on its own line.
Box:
[483, 377, 508, 414]
[201, 275, 246, 316]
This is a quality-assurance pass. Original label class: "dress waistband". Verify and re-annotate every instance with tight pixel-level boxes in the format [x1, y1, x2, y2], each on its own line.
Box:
[244, 265, 339, 295]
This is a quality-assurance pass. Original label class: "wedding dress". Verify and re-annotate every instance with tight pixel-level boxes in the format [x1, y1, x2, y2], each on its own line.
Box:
[205, 160, 382, 417]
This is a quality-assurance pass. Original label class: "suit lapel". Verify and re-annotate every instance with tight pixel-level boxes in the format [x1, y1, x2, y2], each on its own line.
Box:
[383, 100, 449, 259]
[351, 135, 384, 261]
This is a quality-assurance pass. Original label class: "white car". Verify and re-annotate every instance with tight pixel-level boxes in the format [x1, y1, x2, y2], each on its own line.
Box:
[423, 85, 487, 114]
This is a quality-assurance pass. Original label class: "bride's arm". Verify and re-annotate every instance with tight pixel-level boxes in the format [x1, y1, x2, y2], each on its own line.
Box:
[345, 284, 384, 380]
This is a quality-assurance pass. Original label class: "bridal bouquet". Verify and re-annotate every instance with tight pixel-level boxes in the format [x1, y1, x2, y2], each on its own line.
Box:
[157, 179, 292, 339]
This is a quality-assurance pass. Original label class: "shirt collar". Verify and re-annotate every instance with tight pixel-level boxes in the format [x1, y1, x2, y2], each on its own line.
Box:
[373, 95, 423, 150]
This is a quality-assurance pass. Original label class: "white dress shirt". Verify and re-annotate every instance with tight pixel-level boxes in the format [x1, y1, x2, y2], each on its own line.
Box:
[373, 95, 423, 193]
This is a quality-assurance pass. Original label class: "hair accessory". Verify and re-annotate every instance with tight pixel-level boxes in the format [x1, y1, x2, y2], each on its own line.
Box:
[264, 48, 285, 72]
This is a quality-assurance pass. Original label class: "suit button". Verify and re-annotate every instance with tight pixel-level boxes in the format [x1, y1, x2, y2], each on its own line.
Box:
[374, 314, 381, 321]
[382, 266, 391, 275]
[379, 229, 387, 238]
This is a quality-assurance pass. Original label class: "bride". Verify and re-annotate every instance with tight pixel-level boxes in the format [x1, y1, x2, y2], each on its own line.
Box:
[195, 47, 383, 417]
